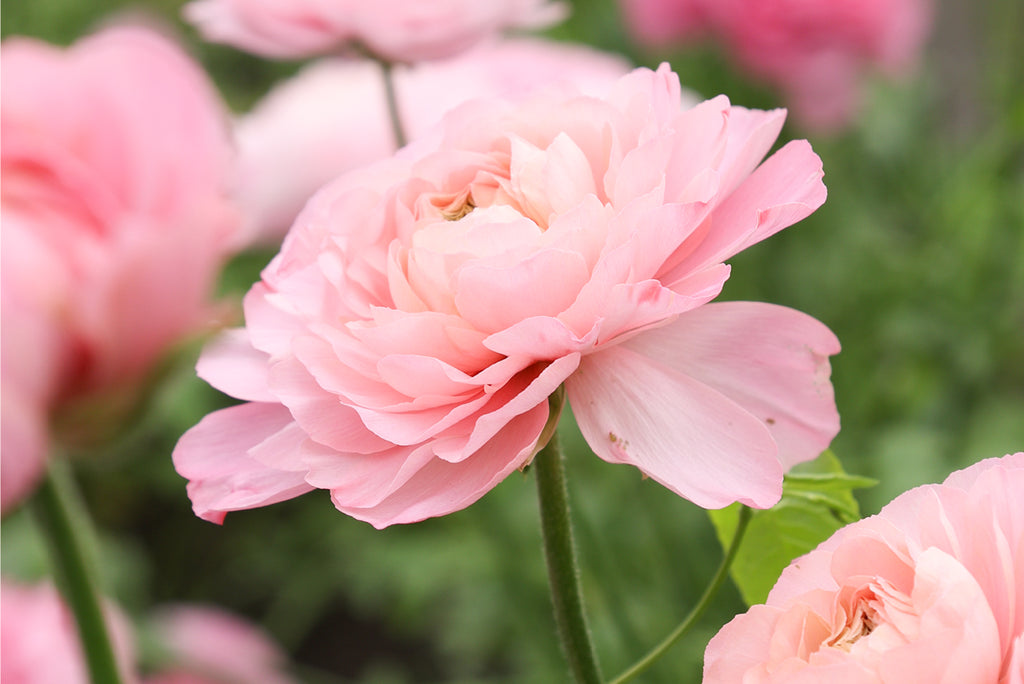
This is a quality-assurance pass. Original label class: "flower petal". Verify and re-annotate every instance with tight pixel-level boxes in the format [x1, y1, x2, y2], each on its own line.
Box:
[623, 302, 840, 468]
[566, 342, 782, 509]
[172, 402, 314, 523]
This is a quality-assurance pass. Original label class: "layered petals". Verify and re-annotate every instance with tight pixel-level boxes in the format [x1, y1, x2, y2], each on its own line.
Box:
[176, 64, 837, 526]
[704, 454, 1024, 683]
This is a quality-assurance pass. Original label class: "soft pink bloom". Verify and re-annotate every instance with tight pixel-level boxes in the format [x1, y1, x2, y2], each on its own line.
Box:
[620, 0, 932, 131]
[143, 606, 295, 684]
[0, 27, 239, 511]
[704, 452, 1024, 684]
[0, 579, 136, 684]
[173, 64, 839, 529]
[234, 38, 634, 246]
[183, 0, 566, 62]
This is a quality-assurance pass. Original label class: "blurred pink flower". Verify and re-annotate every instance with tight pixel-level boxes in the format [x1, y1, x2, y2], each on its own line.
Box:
[143, 606, 295, 684]
[620, 0, 932, 131]
[173, 64, 839, 529]
[183, 0, 566, 62]
[0, 27, 239, 511]
[234, 38, 634, 246]
[0, 579, 136, 684]
[704, 452, 1024, 683]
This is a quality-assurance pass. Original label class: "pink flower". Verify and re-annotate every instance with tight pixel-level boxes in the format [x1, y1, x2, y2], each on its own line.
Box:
[0, 579, 136, 684]
[173, 64, 839, 529]
[143, 606, 295, 684]
[0, 27, 239, 511]
[234, 38, 634, 246]
[620, 0, 932, 131]
[183, 0, 567, 62]
[704, 452, 1024, 684]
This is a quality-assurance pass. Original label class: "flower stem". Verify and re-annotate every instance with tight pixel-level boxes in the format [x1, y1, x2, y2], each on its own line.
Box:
[380, 60, 408, 148]
[32, 462, 123, 684]
[535, 429, 603, 684]
[608, 505, 753, 684]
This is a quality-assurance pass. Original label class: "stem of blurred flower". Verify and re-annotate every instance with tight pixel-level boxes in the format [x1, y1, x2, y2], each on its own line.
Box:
[380, 61, 408, 148]
[31, 461, 124, 684]
[535, 414, 603, 684]
[607, 505, 753, 684]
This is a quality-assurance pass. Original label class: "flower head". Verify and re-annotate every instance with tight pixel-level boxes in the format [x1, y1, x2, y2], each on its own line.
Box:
[704, 453, 1024, 683]
[183, 0, 567, 62]
[0, 27, 239, 511]
[174, 64, 840, 528]
[621, 0, 932, 131]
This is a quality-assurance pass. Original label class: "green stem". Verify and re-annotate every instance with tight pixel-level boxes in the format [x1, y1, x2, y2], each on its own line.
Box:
[32, 462, 124, 684]
[608, 506, 753, 684]
[535, 429, 603, 684]
[380, 61, 408, 149]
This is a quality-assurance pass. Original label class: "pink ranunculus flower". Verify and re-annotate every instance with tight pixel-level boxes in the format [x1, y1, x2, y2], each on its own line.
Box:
[183, 0, 567, 62]
[0, 579, 136, 684]
[0, 27, 239, 512]
[620, 0, 932, 132]
[234, 38, 635, 246]
[143, 606, 295, 684]
[173, 63, 840, 529]
[704, 452, 1024, 684]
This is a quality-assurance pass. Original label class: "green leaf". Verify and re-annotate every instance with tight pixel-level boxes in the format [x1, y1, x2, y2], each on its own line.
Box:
[708, 451, 876, 606]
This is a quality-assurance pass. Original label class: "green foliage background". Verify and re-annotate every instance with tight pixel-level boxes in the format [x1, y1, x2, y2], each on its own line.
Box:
[3, 0, 1022, 681]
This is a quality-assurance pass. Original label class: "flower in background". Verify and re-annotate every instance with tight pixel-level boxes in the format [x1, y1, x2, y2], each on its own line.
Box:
[143, 606, 295, 684]
[174, 64, 839, 529]
[704, 452, 1024, 683]
[0, 579, 136, 683]
[183, 0, 567, 62]
[620, 0, 932, 131]
[0, 27, 239, 512]
[233, 38, 634, 246]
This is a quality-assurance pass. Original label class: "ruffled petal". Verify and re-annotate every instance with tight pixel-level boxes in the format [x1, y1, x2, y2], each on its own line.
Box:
[172, 402, 314, 523]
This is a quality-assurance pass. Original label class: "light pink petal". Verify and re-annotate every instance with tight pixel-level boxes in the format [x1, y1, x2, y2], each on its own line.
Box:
[334, 401, 549, 528]
[454, 248, 591, 333]
[566, 342, 782, 509]
[172, 402, 314, 523]
[624, 302, 840, 468]
[661, 139, 826, 282]
[197, 328, 275, 402]
[703, 604, 782, 683]
[483, 315, 600, 359]
[0, 392, 49, 513]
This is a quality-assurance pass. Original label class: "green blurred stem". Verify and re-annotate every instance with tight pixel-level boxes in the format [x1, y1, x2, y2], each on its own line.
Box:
[535, 429, 603, 684]
[380, 61, 408, 148]
[608, 505, 753, 684]
[32, 462, 123, 684]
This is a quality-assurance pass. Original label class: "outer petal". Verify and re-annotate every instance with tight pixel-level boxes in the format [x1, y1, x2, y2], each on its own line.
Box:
[172, 402, 314, 523]
[196, 328, 275, 402]
[566, 342, 783, 509]
[624, 302, 840, 468]
[335, 400, 550, 528]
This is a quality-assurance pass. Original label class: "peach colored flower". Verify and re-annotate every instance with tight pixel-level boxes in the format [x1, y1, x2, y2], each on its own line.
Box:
[620, 0, 932, 131]
[183, 0, 566, 62]
[234, 38, 634, 246]
[704, 452, 1024, 684]
[173, 64, 839, 528]
[143, 606, 295, 684]
[0, 579, 136, 684]
[0, 27, 239, 511]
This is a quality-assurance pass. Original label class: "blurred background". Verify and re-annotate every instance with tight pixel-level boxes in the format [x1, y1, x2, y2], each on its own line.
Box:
[3, 0, 1022, 681]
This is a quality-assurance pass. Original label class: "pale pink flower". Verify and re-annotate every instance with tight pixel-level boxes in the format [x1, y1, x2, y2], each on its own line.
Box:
[143, 606, 295, 684]
[620, 0, 932, 131]
[704, 452, 1024, 684]
[0, 27, 239, 511]
[234, 38, 634, 246]
[0, 579, 136, 684]
[173, 64, 839, 529]
[183, 0, 566, 62]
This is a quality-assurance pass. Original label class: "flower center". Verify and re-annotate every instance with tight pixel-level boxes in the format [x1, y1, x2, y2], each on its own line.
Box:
[828, 599, 879, 651]
[436, 190, 476, 221]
